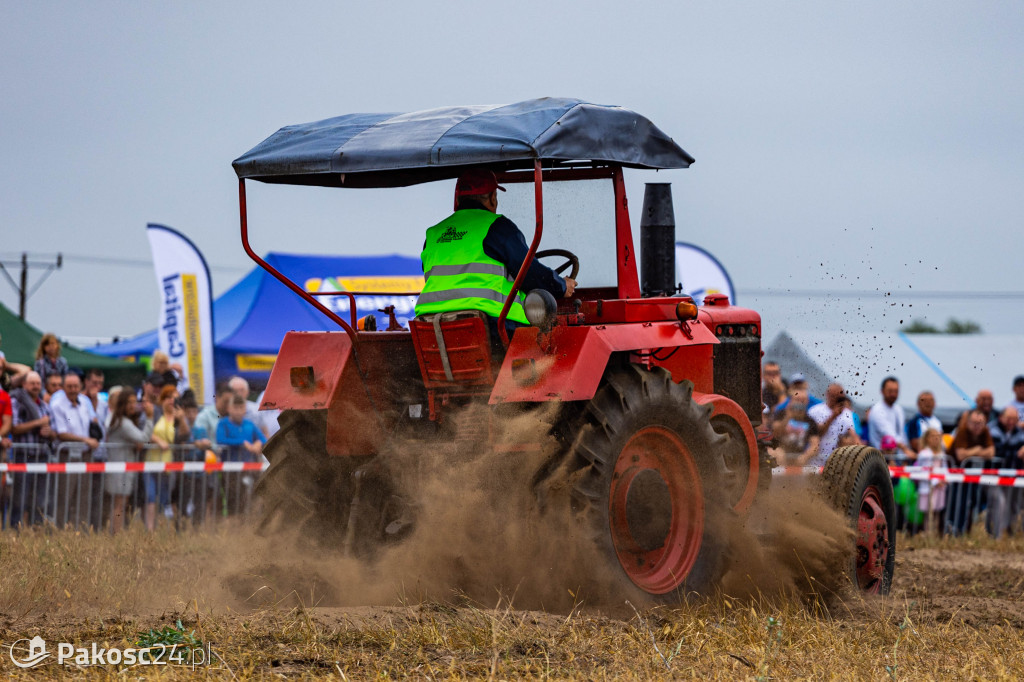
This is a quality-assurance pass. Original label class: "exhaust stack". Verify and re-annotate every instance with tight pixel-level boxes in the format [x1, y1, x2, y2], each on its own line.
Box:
[640, 183, 677, 298]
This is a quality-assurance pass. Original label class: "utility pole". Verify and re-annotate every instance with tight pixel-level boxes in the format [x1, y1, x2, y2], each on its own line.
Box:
[0, 252, 62, 320]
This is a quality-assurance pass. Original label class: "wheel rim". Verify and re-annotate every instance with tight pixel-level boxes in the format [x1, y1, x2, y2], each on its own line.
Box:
[608, 426, 704, 594]
[856, 485, 890, 593]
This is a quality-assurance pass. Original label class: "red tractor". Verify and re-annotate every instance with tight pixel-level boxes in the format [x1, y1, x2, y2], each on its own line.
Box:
[233, 98, 895, 598]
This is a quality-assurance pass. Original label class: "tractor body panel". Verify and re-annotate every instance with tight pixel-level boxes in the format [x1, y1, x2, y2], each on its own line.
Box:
[262, 330, 424, 456]
[490, 317, 718, 404]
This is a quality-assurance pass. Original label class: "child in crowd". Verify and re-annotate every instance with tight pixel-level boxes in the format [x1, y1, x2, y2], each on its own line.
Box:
[216, 395, 265, 515]
[916, 428, 950, 536]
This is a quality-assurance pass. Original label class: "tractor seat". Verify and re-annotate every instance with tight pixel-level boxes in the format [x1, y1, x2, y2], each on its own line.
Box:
[409, 310, 494, 388]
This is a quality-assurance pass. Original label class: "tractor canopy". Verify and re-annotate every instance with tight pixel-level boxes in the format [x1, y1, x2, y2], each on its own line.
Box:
[232, 98, 694, 188]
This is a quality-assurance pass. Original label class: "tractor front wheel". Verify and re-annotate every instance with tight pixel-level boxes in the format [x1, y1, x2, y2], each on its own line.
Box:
[569, 365, 731, 598]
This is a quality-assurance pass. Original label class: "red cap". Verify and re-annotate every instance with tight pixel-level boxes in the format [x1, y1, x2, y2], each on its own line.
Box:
[454, 169, 506, 197]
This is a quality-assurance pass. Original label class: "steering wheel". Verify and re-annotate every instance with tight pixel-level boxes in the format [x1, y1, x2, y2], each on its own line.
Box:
[535, 249, 580, 280]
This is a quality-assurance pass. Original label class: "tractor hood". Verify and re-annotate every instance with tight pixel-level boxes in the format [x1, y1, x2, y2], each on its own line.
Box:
[232, 98, 694, 188]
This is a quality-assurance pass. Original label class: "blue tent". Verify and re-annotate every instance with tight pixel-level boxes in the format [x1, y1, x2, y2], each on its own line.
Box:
[90, 252, 423, 385]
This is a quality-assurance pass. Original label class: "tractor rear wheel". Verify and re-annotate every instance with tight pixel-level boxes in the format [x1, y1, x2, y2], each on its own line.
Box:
[255, 410, 367, 549]
[819, 445, 896, 595]
[568, 365, 731, 598]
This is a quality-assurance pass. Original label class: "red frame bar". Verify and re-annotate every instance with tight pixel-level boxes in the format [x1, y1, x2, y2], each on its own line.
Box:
[238, 179, 358, 341]
[613, 167, 641, 299]
[497, 159, 544, 346]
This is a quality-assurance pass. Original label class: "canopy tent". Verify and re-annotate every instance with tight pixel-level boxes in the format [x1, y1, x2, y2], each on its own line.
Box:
[90, 252, 423, 386]
[0, 300, 145, 387]
[232, 98, 694, 188]
[765, 330, 1024, 428]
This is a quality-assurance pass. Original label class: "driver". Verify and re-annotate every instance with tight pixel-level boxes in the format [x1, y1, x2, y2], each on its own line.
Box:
[415, 168, 577, 344]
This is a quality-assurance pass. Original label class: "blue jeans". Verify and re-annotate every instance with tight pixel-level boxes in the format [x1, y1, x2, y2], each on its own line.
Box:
[143, 472, 173, 506]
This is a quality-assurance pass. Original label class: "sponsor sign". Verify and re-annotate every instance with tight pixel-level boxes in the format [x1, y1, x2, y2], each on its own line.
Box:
[675, 242, 736, 305]
[147, 224, 215, 403]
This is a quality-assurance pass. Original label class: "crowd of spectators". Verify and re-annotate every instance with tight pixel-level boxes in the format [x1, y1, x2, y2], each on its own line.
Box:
[763, 362, 1024, 539]
[0, 333, 278, 533]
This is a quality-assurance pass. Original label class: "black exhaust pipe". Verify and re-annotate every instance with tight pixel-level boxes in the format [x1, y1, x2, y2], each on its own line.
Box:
[640, 183, 677, 298]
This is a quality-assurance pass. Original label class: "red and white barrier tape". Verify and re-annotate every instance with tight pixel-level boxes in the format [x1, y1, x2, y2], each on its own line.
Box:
[889, 466, 1024, 488]
[772, 465, 1024, 488]
[0, 461, 268, 474]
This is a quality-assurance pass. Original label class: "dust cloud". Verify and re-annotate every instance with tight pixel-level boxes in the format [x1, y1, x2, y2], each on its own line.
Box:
[207, 407, 859, 615]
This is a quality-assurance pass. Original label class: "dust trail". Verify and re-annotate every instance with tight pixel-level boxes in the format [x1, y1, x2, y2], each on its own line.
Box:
[212, 410, 859, 614]
[720, 475, 858, 603]
[214, 402, 627, 613]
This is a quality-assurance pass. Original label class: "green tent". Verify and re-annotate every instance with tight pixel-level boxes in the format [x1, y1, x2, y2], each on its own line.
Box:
[0, 301, 145, 388]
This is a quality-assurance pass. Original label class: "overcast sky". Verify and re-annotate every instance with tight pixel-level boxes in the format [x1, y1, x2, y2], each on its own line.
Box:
[2, 1, 1022, 346]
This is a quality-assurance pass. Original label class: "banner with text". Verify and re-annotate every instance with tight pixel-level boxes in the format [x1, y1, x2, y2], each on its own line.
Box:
[146, 224, 215, 404]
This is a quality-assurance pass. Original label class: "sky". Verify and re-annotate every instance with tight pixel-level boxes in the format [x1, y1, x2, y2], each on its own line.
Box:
[2, 2, 1023, 352]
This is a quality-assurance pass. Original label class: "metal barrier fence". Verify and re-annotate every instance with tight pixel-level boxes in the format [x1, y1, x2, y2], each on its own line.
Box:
[0, 442, 267, 531]
[889, 456, 1024, 538]
[773, 456, 1024, 538]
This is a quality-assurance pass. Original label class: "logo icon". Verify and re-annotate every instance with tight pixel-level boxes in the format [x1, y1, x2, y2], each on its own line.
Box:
[10, 636, 50, 668]
[436, 226, 467, 243]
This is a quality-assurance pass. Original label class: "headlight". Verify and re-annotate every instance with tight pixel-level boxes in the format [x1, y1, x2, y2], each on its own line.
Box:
[524, 289, 558, 331]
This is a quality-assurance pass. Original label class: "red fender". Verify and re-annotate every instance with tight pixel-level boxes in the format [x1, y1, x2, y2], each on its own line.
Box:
[693, 392, 759, 513]
[489, 320, 718, 404]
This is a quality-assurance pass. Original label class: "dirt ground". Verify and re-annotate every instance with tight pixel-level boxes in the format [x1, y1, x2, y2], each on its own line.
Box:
[1, 522, 1023, 679]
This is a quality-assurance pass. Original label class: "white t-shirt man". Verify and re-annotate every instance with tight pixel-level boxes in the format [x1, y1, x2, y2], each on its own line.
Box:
[868, 401, 907, 450]
[808, 402, 857, 464]
[51, 394, 94, 459]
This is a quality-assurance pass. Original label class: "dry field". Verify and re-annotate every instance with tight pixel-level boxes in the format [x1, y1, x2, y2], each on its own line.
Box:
[0, 515, 1022, 680]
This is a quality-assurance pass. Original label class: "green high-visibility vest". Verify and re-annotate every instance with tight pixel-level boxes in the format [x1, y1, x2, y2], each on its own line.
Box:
[416, 209, 528, 324]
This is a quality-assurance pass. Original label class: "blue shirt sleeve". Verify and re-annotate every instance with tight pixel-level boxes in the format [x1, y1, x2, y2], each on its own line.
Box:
[483, 216, 567, 298]
[217, 418, 243, 446]
[244, 420, 266, 444]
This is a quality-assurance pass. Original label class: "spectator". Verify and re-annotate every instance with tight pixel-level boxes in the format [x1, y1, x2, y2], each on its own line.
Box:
[34, 333, 69, 380]
[1008, 376, 1024, 427]
[50, 372, 102, 530]
[104, 389, 153, 534]
[775, 373, 823, 414]
[916, 428, 950, 536]
[772, 388, 820, 466]
[0, 351, 30, 391]
[9, 371, 55, 527]
[868, 376, 914, 458]
[144, 385, 182, 531]
[808, 383, 861, 464]
[104, 386, 123, 429]
[195, 384, 234, 521]
[907, 391, 943, 453]
[762, 361, 787, 415]
[947, 409, 995, 536]
[228, 376, 268, 438]
[139, 371, 166, 421]
[0, 377, 12, 459]
[83, 368, 108, 426]
[217, 394, 266, 515]
[176, 390, 214, 525]
[196, 384, 233, 449]
[151, 350, 188, 393]
[975, 389, 997, 425]
[988, 407, 1024, 539]
[43, 372, 63, 404]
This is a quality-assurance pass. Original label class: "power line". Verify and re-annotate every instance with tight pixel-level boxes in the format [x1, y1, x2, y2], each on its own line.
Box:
[2, 252, 250, 274]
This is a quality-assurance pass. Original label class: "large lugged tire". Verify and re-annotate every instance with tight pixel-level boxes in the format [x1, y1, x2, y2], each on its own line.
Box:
[568, 365, 731, 598]
[820, 445, 896, 595]
[255, 410, 366, 548]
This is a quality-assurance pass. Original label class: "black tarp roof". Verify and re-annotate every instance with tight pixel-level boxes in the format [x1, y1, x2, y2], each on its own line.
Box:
[233, 98, 694, 188]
